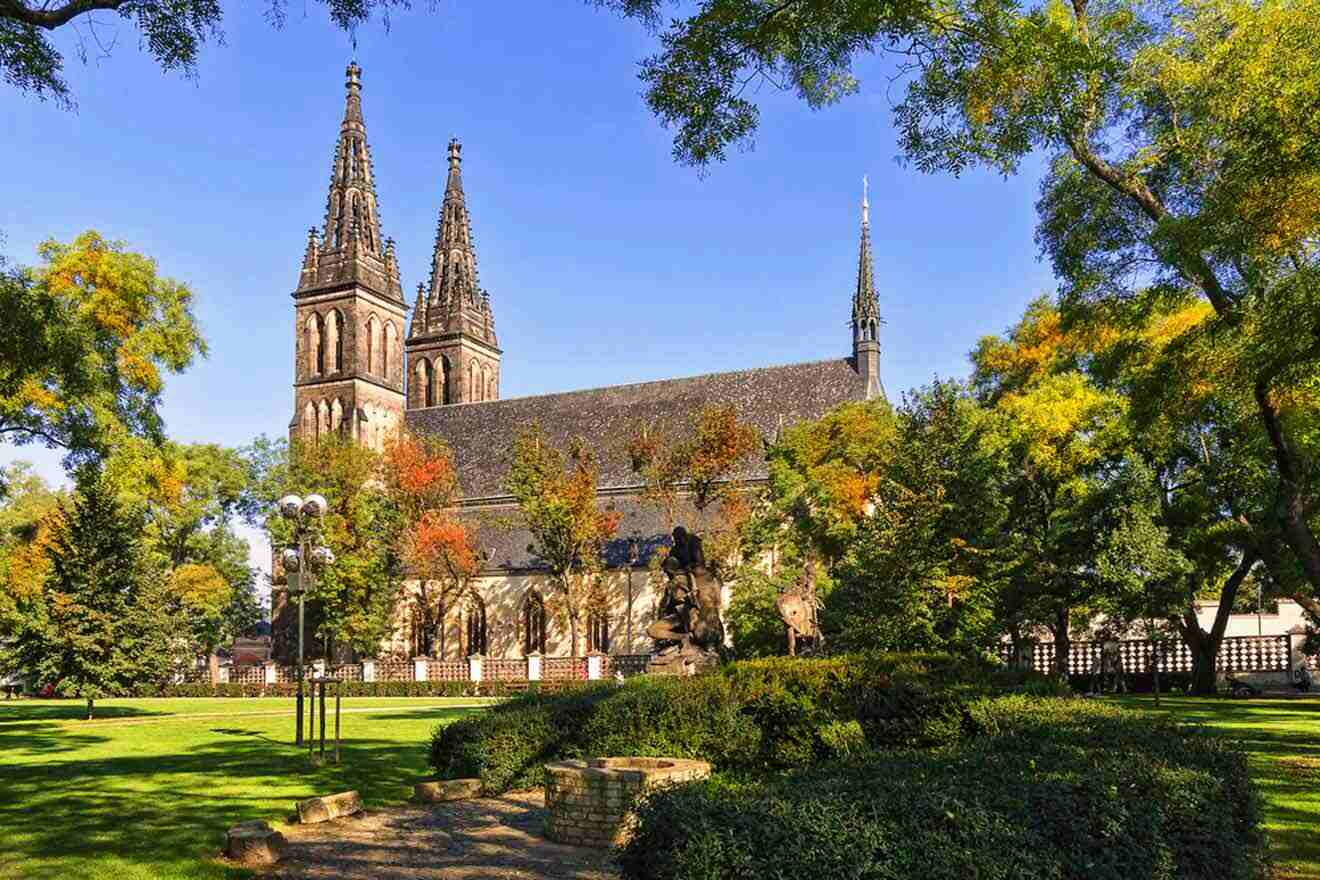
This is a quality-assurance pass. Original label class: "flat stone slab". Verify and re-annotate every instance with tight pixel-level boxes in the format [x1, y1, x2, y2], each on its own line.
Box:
[297, 790, 363, 824]
[225, 819, 286, 864]
[415, 778, 482, 802]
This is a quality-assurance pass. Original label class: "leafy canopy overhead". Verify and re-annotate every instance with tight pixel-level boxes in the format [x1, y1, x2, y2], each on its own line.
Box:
[1, 0, 410, 107]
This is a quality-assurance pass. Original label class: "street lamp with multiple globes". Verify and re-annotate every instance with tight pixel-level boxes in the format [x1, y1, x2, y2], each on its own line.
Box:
[277, 493, 333, 746]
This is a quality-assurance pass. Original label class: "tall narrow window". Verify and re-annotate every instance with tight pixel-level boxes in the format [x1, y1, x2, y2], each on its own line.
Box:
[588, 612, 610, 654]
[441, 355, 452, 405]
[385, 322, 398, 381]
[365, 316, 376, 375]
[468, 361, 476, 401]
[379, 320, 388, 377]
[327, 310, 343, 372]
[463, 594, 487, 657]
[523, 591, 547, 656]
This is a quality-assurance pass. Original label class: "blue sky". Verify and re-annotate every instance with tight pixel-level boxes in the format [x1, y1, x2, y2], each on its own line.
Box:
[2, 0, 1056, 583]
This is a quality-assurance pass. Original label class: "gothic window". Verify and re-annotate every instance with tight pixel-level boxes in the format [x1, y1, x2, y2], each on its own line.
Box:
[330, 398, 343, 434]
[440, 355, 453, 405]
[588, 611, 610, 654]
[478, 365, 489, 403]
[302, 401, 316, 440]
[385, 322, 398, 381]
[327, 309, 343, 373]
[523, 591, 547, 656]
[379, 320, 389, 377]
[306, 313, 324, 377]
[463, 593, 488, 657]
[414, 357, 433, 408]
[468, 361, 477, 402]
[870, 320, 878, 342]
[365, 315, 377, 375]
[487, 375, 497, 401]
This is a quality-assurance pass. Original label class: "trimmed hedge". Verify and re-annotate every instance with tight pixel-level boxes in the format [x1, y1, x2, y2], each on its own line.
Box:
[619, 697, 1268, 880]
[427, 653, 1069, 789]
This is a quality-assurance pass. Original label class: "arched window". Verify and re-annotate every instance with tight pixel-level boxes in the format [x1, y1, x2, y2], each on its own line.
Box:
[385, 322, 398, 381]
[588, 611, 610, 654]
[479, 365, 489, 403]
[318, 399, 331, 439]
[330, 398, 343, 434]
[379, 321, 389, 377]
[523, 591, 547, 656]
[306, 313, 324, 377]
[488, 375, 497, 401]
[467, 361, 477, 402]
[326, 309, 342, 372]
[440, 355, 453, 405]
[414, 357, 433, 408]
[302, 401, 316, 440]
[365, 316, 377, 375]
[463, 593, 488, 657]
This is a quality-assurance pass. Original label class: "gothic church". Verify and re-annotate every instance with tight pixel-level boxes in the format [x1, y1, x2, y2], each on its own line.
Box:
[284, 64, 885, 660]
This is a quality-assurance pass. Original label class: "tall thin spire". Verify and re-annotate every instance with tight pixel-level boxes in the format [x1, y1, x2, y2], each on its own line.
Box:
[851, 176, 884, 400]
[413, 138, 496, 345]
[853, 175, 880, 329]
[297, 63, 403, 303]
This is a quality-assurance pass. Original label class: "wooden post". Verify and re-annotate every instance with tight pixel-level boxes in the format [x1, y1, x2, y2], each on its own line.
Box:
[319, 680, 326, 761]
[307, 681, 316, 759]
[334, 682, 341, 764]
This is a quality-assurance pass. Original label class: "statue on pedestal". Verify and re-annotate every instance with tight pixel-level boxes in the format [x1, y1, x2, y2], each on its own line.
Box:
[647, 526, 726, 673]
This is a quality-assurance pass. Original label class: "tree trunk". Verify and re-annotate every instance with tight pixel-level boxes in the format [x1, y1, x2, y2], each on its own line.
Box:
[1255, 381, 1320, 592]
[86, 698, 94, 721]
[1181, 554, 1258, 695]
[1052, 606, 1071, 680]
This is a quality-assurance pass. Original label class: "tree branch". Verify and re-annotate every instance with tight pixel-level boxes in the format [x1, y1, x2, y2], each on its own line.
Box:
[0, 0, 129, 30]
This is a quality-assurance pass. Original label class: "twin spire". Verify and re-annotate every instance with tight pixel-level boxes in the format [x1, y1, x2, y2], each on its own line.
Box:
[853, 175, 881, 332]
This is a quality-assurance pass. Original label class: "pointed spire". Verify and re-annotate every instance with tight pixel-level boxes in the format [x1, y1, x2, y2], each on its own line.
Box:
[853, 175, 880, 328]
[420, 137, 496, 345]
[297, 63, 403, 302]
[409, 281, 426, 339]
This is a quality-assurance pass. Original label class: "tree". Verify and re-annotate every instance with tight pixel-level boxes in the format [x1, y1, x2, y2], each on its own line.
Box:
[826, 383, 1006, 655]
[506, 424, 620, 656]
[0, 233, 205, 479]
[1, 466, 180, 718]
[2, 0, 411, 107]
[0, 462, 65, 634]
[599, 0, 1320, 597]
[382, 432, 477, 657]
[253, 435, 401, 660]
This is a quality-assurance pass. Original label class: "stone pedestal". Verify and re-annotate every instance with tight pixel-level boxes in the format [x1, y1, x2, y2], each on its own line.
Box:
[543, 757, 710, 848]
[224, 820, 285, 864]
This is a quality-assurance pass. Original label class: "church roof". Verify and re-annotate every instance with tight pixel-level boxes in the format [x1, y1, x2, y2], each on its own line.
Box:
[409, 356, 870, 572]
[406, 356, 870, 502]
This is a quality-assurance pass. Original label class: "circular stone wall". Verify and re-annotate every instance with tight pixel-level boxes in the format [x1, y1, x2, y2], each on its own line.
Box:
[543, 757, 710, 848]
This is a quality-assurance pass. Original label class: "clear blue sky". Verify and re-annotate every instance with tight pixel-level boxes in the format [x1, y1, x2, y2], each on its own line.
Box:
[2, 1, 1056, 580]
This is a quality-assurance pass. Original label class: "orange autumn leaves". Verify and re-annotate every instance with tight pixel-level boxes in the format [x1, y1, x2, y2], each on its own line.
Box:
[382, 433, 477, 583]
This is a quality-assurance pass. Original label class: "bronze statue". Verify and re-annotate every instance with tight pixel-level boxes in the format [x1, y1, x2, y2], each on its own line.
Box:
[647, 526, 726, 673]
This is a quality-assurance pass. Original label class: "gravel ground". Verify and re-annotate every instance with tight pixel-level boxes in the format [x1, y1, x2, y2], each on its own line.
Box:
[267, 791, 620, 880]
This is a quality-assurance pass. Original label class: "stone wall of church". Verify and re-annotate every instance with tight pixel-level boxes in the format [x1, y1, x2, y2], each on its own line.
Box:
[383, 568, 677, 659]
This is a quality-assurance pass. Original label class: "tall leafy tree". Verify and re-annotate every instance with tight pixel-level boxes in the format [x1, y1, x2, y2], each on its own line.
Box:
[253, 436, 401, 660]
[0, 461, 65, 634]
[2, 466, 180, 718]
[506, 424, 620, 656]
[0, 233, 205, 482]
[381, 432, 478, 658]
[599, 0, 1320, 595]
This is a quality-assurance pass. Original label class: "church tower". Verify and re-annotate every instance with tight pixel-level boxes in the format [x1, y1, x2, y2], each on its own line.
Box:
[405, 139, 501, 408]
[852, 177, 885, 400]
[290, 63, 408, 450]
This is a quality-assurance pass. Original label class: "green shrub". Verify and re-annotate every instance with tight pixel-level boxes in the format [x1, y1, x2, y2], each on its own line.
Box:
[619, 698, 1267, 880]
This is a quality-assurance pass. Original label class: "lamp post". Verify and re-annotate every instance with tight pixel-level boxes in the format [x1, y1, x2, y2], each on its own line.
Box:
[626, 537, 640, 652]
[277, 493, 333, 747]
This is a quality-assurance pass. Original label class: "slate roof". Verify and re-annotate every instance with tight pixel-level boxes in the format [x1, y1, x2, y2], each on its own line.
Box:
[405, 357, 871, 499]
[404, 357, 872, 571]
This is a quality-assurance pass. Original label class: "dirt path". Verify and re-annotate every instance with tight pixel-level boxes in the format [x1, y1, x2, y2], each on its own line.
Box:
[268, 791, 619, 879]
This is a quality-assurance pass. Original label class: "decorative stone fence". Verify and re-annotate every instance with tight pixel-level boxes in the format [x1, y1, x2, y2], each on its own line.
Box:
[543, 757, 710, 848]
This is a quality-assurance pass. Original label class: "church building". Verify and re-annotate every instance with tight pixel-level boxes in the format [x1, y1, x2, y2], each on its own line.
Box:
[282, 64, 886, 661]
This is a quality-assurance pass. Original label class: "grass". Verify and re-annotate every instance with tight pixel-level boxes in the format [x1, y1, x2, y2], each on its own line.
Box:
[1114, 695, 1320, 880]
[0, 696, 494, 880]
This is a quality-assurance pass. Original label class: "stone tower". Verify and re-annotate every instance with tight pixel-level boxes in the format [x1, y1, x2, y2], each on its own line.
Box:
[290, 62, 408, 450]
[852, 177, 885, 400]
[405, 139, 501, 408]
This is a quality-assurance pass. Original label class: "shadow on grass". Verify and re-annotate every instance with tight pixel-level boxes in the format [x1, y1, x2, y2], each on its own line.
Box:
[0, 721, 110, 755]
[0, 702, 171, 723]
[0, 708, 475, 879]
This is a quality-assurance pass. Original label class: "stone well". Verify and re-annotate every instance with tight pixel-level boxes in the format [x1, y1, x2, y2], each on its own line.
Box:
[543, 757, 710, 848]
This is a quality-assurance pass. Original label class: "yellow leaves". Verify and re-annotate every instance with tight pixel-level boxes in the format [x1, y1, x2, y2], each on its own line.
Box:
[15, 377, 61, 413]
[5, 510, 62, 601]
[167, 563, 231, 616]
[995, 372, 1125, 480]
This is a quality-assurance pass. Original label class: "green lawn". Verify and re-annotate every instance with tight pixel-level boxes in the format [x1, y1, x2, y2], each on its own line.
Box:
[0, 697, 493, 880]
[1114, 695, 1320, 880]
